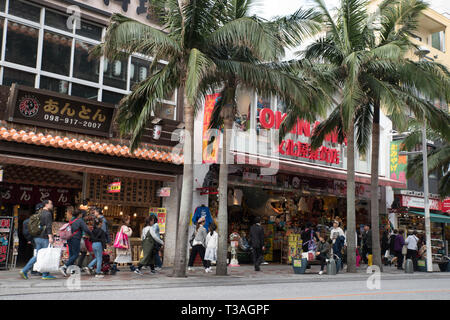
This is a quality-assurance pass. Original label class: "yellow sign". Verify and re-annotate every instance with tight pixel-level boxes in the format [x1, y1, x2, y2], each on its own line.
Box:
[149, 208, 166, 234]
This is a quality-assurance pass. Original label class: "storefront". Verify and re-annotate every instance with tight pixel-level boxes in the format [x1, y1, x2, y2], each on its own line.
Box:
[0, 83, 183, 268]
[193, 89, 402, 265]
[391, 191, 450, 263]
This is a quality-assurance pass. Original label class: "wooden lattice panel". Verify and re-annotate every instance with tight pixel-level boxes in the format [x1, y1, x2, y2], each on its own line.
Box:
[86, 174, 162, 207]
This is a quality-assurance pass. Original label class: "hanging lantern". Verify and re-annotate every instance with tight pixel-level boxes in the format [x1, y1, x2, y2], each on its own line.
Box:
[153, 124, 162, 140]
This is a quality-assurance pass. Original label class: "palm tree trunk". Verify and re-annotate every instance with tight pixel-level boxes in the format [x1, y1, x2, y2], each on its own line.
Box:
[346, 120, 357, 273]
[173, 89, 194, 277]
[370, 100, 382, 270]
[216, 110, 234, 275]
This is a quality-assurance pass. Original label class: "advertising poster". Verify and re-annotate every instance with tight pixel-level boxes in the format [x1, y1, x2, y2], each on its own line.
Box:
[149, 207, 167, 234]
[0, 217, 13, 270]
[390, 140, 407, 184]
[202, 93, 221, 164]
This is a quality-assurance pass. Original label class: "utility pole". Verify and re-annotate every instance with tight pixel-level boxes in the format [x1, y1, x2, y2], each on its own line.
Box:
[421, 118, 433, 272]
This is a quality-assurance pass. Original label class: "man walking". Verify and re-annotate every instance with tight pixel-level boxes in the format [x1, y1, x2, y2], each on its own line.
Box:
[249, 217, 265, 271]
[361, 224, 372, 264]
[20, 200, 56, 280]
[405, 231, 419, 271]
[93, 207, 110, 244]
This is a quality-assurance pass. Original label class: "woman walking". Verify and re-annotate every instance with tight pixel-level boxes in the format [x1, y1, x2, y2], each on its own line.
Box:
[394, 229, 405, 270]
[204, 223, 218, 273]
[188, 217, 209, 272]
[135, 216, 164, 275]
[112, 215, 134, 274]
[86, 218, 108, 278]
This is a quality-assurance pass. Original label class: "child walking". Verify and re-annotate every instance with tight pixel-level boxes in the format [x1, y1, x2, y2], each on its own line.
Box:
[204, 223, 218, 273]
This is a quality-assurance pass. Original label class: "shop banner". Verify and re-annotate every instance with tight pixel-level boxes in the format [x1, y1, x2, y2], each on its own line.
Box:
[0, 183, 74, 206]
[156, 187, 171, 197]
[441, 198, 450, 213]
[401, 195, 440, 210]
[202, 93, 221, 164]
[107, 182, 121, 193]
[390, 140, 407, 184]
[0, 217, 13, 270]
[149, 207, 167, 234]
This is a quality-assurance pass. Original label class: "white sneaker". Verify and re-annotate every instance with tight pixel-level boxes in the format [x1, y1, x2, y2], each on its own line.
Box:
[59, 266, 68, 277]
[95, 274, 104, 278]
[84, 267, 93, 275]
[319, 271, 324, 275]
[155, 267, 161, 271]
[134, 269, 143, 275]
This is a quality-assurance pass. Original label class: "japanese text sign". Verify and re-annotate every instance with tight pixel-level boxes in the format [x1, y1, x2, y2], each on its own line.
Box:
[0, 217, 13, 270]
[7, 84, 116, 137]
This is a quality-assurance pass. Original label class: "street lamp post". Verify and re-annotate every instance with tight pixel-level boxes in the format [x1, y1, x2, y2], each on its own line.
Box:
[399, 119, 433, 272]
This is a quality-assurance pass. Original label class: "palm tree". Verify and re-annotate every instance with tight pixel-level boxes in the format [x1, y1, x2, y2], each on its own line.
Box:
[94, 0, 295, 277]
[403, 121, 450, 199]
[205, 1, 329, 275]
[282, 0, 450, 272]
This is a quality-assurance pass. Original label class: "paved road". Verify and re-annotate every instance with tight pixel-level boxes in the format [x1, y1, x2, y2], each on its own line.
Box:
[1, 273, 449, 300]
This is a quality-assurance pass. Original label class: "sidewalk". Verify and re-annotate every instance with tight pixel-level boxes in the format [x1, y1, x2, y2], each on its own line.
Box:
[1, 263, 449, 292]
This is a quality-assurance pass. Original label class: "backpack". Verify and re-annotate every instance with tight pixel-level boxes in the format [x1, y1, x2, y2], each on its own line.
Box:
[22, 219, 33, 242]
[59, 218, 80, 240]
[28, 210, 44, 237]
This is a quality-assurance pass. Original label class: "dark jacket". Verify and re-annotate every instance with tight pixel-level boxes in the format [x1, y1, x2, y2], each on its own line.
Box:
[98, 215, 110, 243]
[362, 230, 372, 249]
[389, 234, 397, 252]
[249, 223, 264, 249]
[70, 217, 93, 241]
[38, 209, 53, 239]
[316, 241, 330, 258]
[90, 227, 108, 249]
[332, 235, 345, 256]
[381, 231, 390, 252]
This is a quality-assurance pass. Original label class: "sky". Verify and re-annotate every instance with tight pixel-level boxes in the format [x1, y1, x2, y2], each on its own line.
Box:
[258, 0, 450, 19]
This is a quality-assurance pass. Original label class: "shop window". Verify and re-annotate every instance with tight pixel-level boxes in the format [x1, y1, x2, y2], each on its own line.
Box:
[154, 103, 175, 120]
[76, 20, 102, 41]
[3, 68, 35, 87]
[45, 9, 73, 32]
[41, 31, 72, 76]
[103, 58, 128, 90]
[73, 40, 100, 83]
[0, 18, 4, 51]
[5, 21, 38, 68]
[40, 76, 69, 94]
[71, 83, 98, 100]
[130, 57, 149, 89]
[8, 0, 41, 22]
[102, 90, 124, 105]
[0, 0, 5, 12]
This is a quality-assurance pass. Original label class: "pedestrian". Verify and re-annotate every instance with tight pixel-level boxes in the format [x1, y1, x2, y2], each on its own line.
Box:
[315, 234, 331, 275]
[85, 218, 108, 278]
[60, 208, 93, 277]
[381, 226, 390, 265]
[23, 203, 45, 276]
[405, 230, 419, 271]
[394, 229, 405, 270]
[204, 223, 218, 273]
[389, 229, 398, 266]
[135, 216, 164, 275]
[20, 200, 56, 280]
[112, 215, 134, 274]
[93, 207, 110, 244]
[187, 217, 209, 272]
[361, 224, 372, 264]
[151, 215, 163, 270]
[329, 220, 345, 240]
[249, 216, 265, 272]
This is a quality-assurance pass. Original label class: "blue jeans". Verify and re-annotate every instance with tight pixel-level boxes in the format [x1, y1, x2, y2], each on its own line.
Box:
[154, 249, 162, 268]
[65, 238, 81, 267]
[88, 242, 103, 274]
[22, 238, 50, 277]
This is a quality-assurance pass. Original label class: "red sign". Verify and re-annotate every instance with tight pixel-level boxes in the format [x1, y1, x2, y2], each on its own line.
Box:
[0, 217, 13, 269]
[107, 182, 121, 193]
[442, 198, 450, 213]
[202, 93, 221, 164]
[258, 108, 344, 165]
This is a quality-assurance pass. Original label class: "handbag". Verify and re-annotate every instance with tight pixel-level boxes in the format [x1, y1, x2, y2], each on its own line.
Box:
[402, 245, 407, 255]
[114, 227, 129, 249]
[33, 245, 62, 273]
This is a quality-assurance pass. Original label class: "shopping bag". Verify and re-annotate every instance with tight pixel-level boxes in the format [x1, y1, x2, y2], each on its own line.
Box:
[384, 250, 390, 258]
[139, 250, 144, 259]
[114, 230, 129, 249]
[33, 245, 62, 273]
[307, 251, 315, 261]
[402, 245, 407, 255]
[368, 254, 373, 266]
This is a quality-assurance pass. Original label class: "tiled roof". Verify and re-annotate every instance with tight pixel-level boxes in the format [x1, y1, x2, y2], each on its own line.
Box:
[0, 126, 183, 164]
